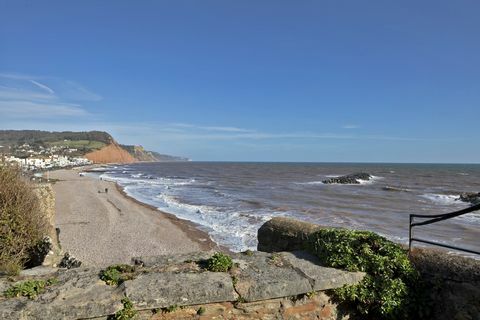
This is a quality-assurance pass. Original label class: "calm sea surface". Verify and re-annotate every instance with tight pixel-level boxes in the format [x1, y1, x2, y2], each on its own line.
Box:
[90, 162, 480, 254]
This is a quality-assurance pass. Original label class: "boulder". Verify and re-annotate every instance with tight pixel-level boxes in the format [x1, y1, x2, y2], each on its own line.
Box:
[59, 252, 82, 269]
[458, 192, 480, 205]
[382, 186, 410, 192]
[257, 217, 324, 252]
[322, 172, 371, 184]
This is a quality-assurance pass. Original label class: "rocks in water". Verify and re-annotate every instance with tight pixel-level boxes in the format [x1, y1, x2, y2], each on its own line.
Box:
[322, 173, 372, 184]
[382, 186, 411, 192]
[458, 192, 480, 205]
[59, 252, 82, 269]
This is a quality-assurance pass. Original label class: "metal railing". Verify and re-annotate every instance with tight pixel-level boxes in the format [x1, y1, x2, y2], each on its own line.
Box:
[409, 203, 480, 255]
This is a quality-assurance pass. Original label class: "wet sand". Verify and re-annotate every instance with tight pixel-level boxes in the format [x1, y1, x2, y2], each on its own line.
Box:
[50, 169, 217, 267]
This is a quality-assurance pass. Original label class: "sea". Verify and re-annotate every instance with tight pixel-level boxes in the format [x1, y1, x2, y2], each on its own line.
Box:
[87, 162, 480, 255]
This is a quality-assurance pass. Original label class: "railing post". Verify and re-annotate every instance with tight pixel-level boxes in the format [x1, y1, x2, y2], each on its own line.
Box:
[409, 215, 413, 254]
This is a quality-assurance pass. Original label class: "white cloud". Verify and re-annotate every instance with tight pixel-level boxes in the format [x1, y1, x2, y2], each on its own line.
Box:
[0, 72, 99, 120]
[29, 80, 55, 94]
[0, 73, 34, 80]
[170, 123, 256, 133]
[342, 124, 360, 129]
[0, 86, 55, 101]
[104, 122, 423, 142]
[0, 100, 88, 118]
[63, 80, 102, 101]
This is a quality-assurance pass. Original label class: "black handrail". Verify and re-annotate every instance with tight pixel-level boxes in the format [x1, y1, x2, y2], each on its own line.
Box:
[409, 202, 480, 256]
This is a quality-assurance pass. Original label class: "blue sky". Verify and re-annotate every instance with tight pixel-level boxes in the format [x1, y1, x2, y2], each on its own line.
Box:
[1, 1, 479, 162]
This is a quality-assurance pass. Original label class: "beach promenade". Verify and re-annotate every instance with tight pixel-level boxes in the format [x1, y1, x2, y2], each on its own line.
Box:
[50, 169, 214, 267]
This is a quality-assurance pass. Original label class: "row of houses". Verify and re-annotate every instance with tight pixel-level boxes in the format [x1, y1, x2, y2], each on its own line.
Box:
[8, 143, 79, 156]
[4, 155, 92, 170]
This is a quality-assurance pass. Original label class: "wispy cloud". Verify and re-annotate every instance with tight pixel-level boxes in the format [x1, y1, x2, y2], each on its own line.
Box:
[342, 124, 360, 129]
[63, 80, 102, 101]
[0, 101, 88, 118]
[170, 123, 256, 133]
[111, 122, 424, 142]
[0, 73, 99, 119]
[29, 80, 55, 94]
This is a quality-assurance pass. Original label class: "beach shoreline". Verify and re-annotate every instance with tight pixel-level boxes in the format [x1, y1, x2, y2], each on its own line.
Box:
[50, 167, 218, 267]
[112, 183, 224, 252]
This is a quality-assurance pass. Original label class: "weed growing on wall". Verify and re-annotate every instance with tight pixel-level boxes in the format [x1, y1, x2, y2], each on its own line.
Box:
[308, 228, 420, 319]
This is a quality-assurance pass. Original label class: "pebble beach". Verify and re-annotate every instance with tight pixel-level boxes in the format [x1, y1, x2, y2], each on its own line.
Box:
[49, 169, 216, 267]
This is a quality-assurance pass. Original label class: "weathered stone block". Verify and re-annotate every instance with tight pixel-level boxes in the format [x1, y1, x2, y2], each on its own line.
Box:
[257, 217, 323, 252]
[26, 268, 124, 320]
[231, 251, 312, 302]
[124, 272, 238, 309]
[132, 251, 214, 267]
[281, 251, 365, 291]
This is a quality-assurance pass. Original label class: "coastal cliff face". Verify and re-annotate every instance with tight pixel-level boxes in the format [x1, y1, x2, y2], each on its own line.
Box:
[0, 130, 187, 164]
[84, 142, 137, 164]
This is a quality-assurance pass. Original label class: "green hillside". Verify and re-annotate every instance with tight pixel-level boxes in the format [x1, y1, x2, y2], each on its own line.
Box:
[0, 130, 113, 147]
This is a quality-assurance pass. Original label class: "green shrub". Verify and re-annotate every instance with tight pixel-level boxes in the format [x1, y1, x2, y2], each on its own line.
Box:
[242, 249, 254, 256]
[4, 278, 58, 299]
[307, 228, 419, 319]
[100, 264, 136, 286]
[162, 304, 178, 313]
[109, 297, 137, 320]
[0, 165, 48, 274]
[205, 252, 233, 272]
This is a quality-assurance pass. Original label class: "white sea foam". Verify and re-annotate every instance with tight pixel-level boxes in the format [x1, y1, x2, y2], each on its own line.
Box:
[420, 193, 460, 206]
[294, 181, 324, 185]
[101, 171, 280, 251]
[150, 192, 279, 251]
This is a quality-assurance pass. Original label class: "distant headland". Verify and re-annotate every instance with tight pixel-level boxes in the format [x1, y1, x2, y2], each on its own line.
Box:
[0, 130, 189, 169]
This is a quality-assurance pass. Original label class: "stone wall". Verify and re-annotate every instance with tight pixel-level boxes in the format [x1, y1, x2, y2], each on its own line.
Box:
[0, 250, 363, 320]
[132, 292, 347, 320]
[409, 247, 480, 319]
[258, 217, 480, 320]
[33, 184, 62, 267]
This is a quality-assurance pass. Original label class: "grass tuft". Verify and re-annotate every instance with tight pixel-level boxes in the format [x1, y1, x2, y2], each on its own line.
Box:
[205, 252, 233, 272]
[100, 264, 136, 286]
[4, 278, 58, 299]
[109, 297, 137, 320]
